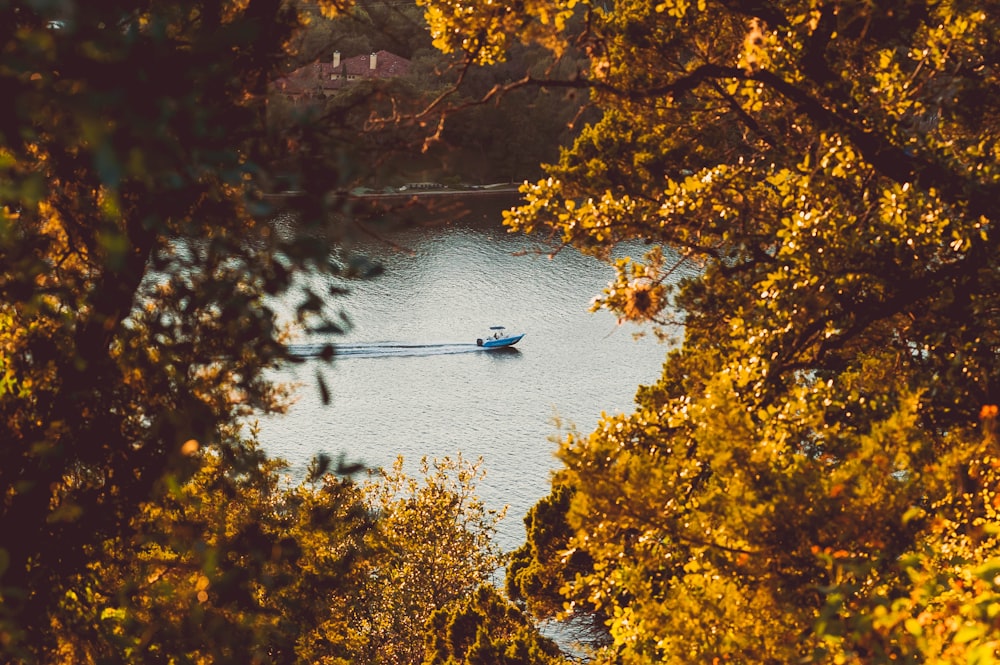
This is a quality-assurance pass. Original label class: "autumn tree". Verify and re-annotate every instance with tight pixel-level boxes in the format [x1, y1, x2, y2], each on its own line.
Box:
[348, 455, 508, 665]
[0, 0, 392, 659]
[418, 0, 1000, 662]
[424, 585, 567, 665]
[50, 437, 374, 664]
[43, 440, 523, 663]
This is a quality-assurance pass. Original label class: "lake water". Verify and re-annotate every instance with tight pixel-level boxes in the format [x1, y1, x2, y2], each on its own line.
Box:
[256, 195, 690, 551]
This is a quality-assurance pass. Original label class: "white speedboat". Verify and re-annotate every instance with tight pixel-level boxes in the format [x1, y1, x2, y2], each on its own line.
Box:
[476, 326, 524, 349]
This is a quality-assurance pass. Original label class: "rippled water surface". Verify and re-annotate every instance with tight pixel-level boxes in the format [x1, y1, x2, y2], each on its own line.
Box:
[257, 198, 690, 550]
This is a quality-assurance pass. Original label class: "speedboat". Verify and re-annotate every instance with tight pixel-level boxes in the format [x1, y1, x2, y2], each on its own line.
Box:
[476, 326, 524, 349]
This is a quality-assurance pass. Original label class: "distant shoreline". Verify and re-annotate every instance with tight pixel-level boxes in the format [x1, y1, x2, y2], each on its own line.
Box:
[354, 183, 522, 200]
[262, 183, 522, 202]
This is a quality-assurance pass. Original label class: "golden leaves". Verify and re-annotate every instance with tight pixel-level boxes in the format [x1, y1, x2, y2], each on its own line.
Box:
[741, 18, 768, 71]
[622, 280, 664, 321]
[982, 404, 999, 442]
[313, 0, 346, 20]
[417, 0, 511, 65]
[594, 249, 670, 324]
[418, 0, 582, 63]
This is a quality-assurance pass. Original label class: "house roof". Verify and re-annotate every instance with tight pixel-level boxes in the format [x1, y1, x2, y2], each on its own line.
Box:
[272, 50, 411, 95]
[344, 50, 411, 78]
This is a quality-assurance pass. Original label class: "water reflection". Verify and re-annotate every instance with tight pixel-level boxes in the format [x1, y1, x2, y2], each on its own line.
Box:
[482, 347, 522, 360]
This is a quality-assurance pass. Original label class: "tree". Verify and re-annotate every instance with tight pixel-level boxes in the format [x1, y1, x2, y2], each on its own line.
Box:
[419, 0, 1000, 661]
[40, 439, 518, 663]
[506, 481, 595, 622]
[424, 585, 568, 665]
[290, 0, 432, 65]
[436, 45, 591, 184]
[49, 435, 375, 664]
[348, 455, 508, 665]
[0, 0, 381, 659]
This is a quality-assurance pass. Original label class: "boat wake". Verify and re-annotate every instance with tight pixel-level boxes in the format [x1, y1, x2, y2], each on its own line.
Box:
[287, 341, 485, 359]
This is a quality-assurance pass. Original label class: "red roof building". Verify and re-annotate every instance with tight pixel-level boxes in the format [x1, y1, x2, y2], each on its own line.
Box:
[272, 50, 411, 99]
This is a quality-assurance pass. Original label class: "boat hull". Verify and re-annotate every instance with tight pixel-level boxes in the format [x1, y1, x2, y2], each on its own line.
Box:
[478, 334, 524, 349]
